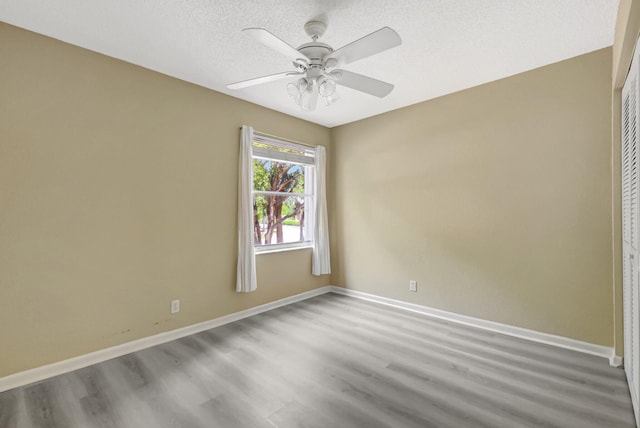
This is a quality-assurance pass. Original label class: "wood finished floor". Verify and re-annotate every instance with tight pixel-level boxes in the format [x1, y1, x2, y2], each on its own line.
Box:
[0, 292, 636, 427]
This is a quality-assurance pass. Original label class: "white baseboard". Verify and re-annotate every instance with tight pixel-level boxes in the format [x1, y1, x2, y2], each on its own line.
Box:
[611, 354, 624, 367]
[328, 286, 622, 367]
[0, 286, 333, 393]
[1, 284, 622, 393]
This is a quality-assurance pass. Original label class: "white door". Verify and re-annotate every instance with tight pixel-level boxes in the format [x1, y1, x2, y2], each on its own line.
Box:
[622, 45, 640, 426]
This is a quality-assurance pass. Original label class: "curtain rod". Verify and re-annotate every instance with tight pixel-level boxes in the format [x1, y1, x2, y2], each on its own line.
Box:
[252, 130, 316, 149]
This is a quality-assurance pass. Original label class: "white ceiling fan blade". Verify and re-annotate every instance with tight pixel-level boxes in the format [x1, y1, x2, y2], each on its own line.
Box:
[243, 28, 306, 59]
[227, 72, 303, 90]
[328, 27, 401, 66]
[334, 70, 394, 98]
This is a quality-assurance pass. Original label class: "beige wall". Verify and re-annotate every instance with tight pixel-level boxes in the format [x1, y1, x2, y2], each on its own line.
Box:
[331, 48, 614, 346]
[0, 23, 331, 377]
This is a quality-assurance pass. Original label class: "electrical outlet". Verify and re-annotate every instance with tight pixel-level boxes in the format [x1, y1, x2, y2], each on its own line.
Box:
[409, 280, 417, 292]
[171, 299, 180, 314]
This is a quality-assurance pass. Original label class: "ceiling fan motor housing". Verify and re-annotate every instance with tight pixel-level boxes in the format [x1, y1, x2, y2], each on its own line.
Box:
[299, 21, 337, 76]
[296, 39, 335, 83]
[297, 42, 332, 61]
[304, 20, 327, 40]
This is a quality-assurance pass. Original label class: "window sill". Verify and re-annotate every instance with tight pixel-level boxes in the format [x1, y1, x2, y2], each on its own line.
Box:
[255, 244, 313, 255]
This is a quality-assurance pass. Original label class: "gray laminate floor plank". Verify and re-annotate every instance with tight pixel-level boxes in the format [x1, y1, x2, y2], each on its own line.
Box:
[0, 387, 19, 428]
[307, 295, 632, 401]
[260, 302, 571, 427]
[1, 292, 635, 427]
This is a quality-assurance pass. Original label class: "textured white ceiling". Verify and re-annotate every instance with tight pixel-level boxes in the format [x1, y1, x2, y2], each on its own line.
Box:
[0, 0, 620, 127]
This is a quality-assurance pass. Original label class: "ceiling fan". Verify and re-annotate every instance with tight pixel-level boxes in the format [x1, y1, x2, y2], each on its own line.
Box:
[226, 20, 402, 111]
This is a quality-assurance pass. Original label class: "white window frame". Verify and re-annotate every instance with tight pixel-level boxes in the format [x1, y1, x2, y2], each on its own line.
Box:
[251, 134, 316, 254]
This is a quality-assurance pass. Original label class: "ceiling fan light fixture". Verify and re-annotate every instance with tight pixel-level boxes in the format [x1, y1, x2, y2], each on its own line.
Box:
[300, 88, 316, 111]
[286, 82, 302, 105]
[318, 76, 336, 97]
[323, 92, 339, 106]
[293, 58, 309, 72]
[297, 77, 309, 92]
[324, 57, 338, 71]
[328, 70, 343, 80]
[287, 75, 338, 111]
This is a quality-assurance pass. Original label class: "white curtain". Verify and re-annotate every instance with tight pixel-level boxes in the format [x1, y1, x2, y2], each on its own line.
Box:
[236, 125, 257, 292]
[312, 145, 331, 275]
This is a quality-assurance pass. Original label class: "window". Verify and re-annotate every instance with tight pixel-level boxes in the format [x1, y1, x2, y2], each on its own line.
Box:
[252, 134, 315, 252]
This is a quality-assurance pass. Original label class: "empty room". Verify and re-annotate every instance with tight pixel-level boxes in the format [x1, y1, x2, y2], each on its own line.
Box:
[2, 1, 640, 427]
